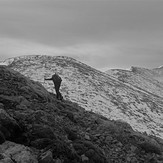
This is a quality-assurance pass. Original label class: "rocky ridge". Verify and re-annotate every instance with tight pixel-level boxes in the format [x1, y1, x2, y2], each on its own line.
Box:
[1, 55, 163, 139]
[1, 65, 163, 162]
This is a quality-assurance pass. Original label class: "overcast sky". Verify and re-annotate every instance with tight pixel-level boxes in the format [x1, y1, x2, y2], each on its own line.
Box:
[0, 0, 163, 71]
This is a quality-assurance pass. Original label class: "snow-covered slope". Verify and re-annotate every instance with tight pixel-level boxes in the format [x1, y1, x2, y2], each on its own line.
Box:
[2, 55, 163, 139]
[105, 67, 163, 98]
[153, 67, 163, 83]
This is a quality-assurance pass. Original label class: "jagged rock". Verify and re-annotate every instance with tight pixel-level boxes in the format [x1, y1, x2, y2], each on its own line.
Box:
[30, 138, 54, 149]
[55, 158, 62, 163]
[0, 103, 4, 109]
[64, 128, 78, 141]
[73, 140, 107, 163]
[30, 124, 56, 140]
[0, 157, 14, 163]
[0, 131, 5, 144]
[49, 139, 76, 161]
[81, 154, 89, 162]
[85, 149, 95, 158]
[0, 141, 38, 163]
[38, 150, 54, 163]
[114, 119, 133, 131]
[138, 138, 162, 154]
[0, 153, 4, 159]
[0, 125, 10, 141]
[105, 135, 113, 143]
[66, 111, 77, 123]
[129, 132, 162, 154]
[84, 134, 91, 140]
[98, 120, 119, 135]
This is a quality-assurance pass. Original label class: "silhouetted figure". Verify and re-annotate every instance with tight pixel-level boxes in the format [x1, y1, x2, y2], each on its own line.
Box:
[45, 73, 63, 100]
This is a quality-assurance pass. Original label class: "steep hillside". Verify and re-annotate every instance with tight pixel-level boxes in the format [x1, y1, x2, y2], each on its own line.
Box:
[1, 65, 163, 162]
[1, 55, 163, 139]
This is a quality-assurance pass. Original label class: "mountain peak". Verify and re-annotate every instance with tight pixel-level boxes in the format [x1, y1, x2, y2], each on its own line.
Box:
[0, 55, 78, 65]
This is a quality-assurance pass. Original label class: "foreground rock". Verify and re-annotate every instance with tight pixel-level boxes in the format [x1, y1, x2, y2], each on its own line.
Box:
[0, 106, 21, 143]
[0, 65, 163, 162]
[0, 141, 38, 163]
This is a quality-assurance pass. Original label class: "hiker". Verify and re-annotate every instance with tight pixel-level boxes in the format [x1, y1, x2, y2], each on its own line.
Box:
[45, 73, 63, 100]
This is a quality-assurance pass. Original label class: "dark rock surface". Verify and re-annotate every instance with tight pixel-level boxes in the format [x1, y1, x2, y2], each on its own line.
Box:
[0, 65, 163, 162]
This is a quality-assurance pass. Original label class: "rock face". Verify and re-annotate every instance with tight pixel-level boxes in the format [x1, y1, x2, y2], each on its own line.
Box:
[2, 55, 163, 139]
[0, 65, 163, 162]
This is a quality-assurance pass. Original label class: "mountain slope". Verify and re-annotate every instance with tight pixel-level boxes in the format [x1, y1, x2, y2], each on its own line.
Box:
[1, 55, 163, 139]
[105, 67, 163, 98]
[1, 65, 163, 162]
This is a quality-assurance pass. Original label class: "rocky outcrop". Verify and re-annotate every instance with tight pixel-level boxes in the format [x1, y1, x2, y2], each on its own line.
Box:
[1, 65, 163, 162]
[0, 66, 52, 102]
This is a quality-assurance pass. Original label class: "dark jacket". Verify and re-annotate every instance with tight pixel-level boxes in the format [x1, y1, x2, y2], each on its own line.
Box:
[45, 73, 62, 84]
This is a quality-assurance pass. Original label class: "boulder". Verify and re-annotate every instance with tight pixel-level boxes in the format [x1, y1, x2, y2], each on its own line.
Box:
[138, 138, 162, 154]
[0, 108, 21, 140]
[0, 131, 5, 144]
[73, 140, 107, 163]
[38, 150, 55, 163]
[64, 127, 78, 141]
[0, 141, 38, 163]
[0, 103, 4, 109]
[30, 124, 56, 140]
[30, 138, 54, 149]
[0, 157, 14, 163]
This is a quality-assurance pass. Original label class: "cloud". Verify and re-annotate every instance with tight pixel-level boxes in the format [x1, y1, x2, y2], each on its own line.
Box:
[0, 37, 122, 69]
[0, 1, 163, 70]
[1, 0, 163, 46]
[0, 37, 114, 58]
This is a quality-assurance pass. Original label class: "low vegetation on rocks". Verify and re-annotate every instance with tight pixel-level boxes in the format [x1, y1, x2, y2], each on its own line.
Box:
[0, 65, 163, 163]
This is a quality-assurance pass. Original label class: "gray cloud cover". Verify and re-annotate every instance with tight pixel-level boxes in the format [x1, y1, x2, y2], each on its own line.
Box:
[0, 0, 163, 70]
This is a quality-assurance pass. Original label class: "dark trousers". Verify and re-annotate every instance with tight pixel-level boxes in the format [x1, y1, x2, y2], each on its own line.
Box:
[54, 82, 62, 100]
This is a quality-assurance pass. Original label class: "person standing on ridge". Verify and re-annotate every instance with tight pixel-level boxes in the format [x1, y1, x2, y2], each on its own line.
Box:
[44, 73, 63, 100]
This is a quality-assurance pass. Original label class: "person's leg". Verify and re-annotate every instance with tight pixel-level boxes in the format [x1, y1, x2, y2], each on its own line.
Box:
[58, 82, 63, 100]
[55, 84, 60, 99]
[54, 81, 61, 100]
[58, 91, 63, 100]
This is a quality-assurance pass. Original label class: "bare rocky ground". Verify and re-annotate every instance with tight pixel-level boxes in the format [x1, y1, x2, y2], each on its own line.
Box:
[1, 66, 163, 162]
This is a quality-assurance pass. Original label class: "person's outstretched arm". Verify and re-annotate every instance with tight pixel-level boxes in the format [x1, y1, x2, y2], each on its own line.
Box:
[44, 77, 52, 80]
